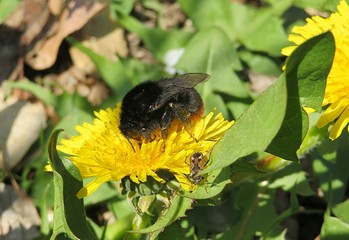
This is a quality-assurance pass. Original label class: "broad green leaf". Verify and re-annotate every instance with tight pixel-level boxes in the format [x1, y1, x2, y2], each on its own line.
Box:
[157, 222, 191, 240]
[268, 163, 314, 196]
[231, 160, 268, 186]
[176, 27, 245, 95]
[83, 183, 121, 207]
[205, 73, 287, 173]
[312, 132, 349, 206]
[262, 187, 299, 239]
[331, 132, 349, 205]
[294, 0, 341, 12]
[178, 0, 237, 40]
[220, 182, 278, 240]
[297, 112, 329, 157]
[267, 31, 335, 161]
[333, 200, 349, 224]
[239, 50, 282, 76]
[48, 129, 97, 240]
[262, 230, 287, 240]
[186, 203, 236, 238]
[54, 92, 93, 119]
[6, 81, 57, 106]
[104, 214, 134, 240]
[230, 3, 288, 56]
[288, 32, 334, 111]
[118, 15, 192, 61]
[179, 0, 288, 55]
[54, 109, 93, 137]
[262, 0, 293, 16]
[131, 194, 192, 234]
[321, 214, 349, 240]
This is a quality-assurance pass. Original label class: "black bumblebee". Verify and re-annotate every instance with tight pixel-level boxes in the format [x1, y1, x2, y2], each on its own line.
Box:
[119, 73, 209, 140]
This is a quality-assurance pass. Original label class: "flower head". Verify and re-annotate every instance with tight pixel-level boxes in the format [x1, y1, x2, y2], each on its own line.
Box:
[58, 103, 233, 198]
[282, 0, 349, 140]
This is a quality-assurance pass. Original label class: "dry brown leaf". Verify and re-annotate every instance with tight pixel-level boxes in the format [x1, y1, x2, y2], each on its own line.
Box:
[0, 84, 47, 169]
[248, 71, 276, 94]
[87, 81, 109, 106]
[25, 0, 108, 70]
[70, 7, 128, 73]
[21, 0, 50, 45]
[48, 0, 65, 16]
[0, 183, 41, 240]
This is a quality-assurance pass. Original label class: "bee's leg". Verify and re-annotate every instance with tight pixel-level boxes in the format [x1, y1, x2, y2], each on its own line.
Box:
[170, 103, 198, 141]
[159, 104, 175, 139]
[160, 129, 168, 139]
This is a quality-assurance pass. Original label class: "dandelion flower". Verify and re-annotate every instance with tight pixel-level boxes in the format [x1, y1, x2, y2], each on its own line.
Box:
[282, 0, 349, 140]
[58, 103, 233, 198]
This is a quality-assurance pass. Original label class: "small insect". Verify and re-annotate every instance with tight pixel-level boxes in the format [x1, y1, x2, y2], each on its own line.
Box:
[189, 152, 206, 184]
[119, 73, 209, 140]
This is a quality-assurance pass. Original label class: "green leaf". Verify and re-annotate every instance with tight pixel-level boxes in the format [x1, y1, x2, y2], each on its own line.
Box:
[118, 15, 192, 61]
[220, 182, 278, 239]
[321, 214, 349, 240]
[289, 32, 334, 111]
[179, 0, 288, 55]
[105, 215, 135, 240]
[230, 160, 268, 186]
[205, 73, 287, 173]
[297, 112, 329, 157]
[239, 50, 282, 76]
[294, 0, 341, 12]
[333, 200, 349, 225]
[230, 4, 288, 56]
[312, 132, 349, 206]
[54, 108, 93, 137]
[262, 230, 287, 240]
[48, 129, 97, 240]
[268, 163, 314, 196]
[157, 222, 191, 240]
[267, 31, 335, 161]
[53, 92, 93, 120]
[6, 81, 57, 106]
[262, 187, 299, 239]
[130, 194, 192, 234]
[262, 0, 293, 16]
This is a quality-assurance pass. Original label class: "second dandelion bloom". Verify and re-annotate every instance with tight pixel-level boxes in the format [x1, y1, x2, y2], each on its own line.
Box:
[282, 0, 349, 140]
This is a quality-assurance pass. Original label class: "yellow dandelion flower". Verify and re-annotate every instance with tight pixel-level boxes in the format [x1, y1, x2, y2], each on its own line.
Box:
[57, 103, 234, 198]
[282, 0, 349, 140]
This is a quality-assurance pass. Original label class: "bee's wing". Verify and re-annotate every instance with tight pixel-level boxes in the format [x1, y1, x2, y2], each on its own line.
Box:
[171, 73, 210, 88]
[148, 73, 209, 111]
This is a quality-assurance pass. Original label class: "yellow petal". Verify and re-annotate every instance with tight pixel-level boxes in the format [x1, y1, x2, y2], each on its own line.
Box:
[329, 106, 349, 140]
